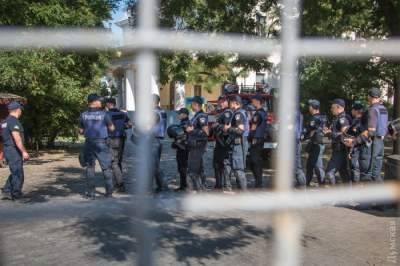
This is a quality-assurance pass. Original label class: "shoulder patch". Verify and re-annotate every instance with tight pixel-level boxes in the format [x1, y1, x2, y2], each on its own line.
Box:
[199, 117, 206, 123]
[13, 125, 20, 130]
[310, 120, 315, 126]
[235, 114, 241, 120]
[1, 122, 6, 129]
[224, 112, 231, 118]
[339, 117, 345, 124]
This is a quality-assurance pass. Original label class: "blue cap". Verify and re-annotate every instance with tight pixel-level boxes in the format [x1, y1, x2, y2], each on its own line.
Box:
[308, 99, 320, 109]
[105, 97, 116, 104]
[177, 107, 189, 115]
[87, 93, 101, 103]
[218, 95, 228, 101]
[192, 96, 204, 105]
[352, 101, 364, 110]
[332, 98, 345, 108]
[368, 87, 381, 98]
[251, 94, 264, 102]
[228, 95, 242, 104]
[7, 101, 23, 110]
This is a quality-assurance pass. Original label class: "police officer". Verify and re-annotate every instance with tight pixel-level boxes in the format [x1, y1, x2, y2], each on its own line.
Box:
[248, 94, 266, 188]
[79, 93, 115, 199]
[323, 98, 350, 185]
[1, 102, 29, 200]
[347, 102, 369, 183]
[345, 88, 388, 183]
[151, 94, 167, 193]
[174, 108, 190, 191]
[212, 96, 232, 189]
[304, 99, 326, 186]
[105, 98, 132, 192]
[223, 95, 249, 191]
[295, 111, 306, 187]
[186, 96, 209, 191]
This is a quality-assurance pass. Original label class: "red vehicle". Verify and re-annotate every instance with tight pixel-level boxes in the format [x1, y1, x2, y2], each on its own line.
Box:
[206, 83, 278, 166]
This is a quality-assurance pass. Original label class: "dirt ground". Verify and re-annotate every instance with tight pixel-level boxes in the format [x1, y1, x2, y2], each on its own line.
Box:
[0, 141, 399, 266]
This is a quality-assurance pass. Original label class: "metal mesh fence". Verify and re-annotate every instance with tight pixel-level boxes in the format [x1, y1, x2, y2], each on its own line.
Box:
[0, 0, 399, 266]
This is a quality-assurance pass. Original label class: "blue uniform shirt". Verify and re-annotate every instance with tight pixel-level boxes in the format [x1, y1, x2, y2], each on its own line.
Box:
[188, 110, 208, 141]
[152, 107, 167, 138]
[232, 108, 249, 137]
[250, 108, 267, 139]
[331, 111, 350, 144]
[107, 108, 130, 138]
[1, 115, 24, 147]
[79, 108, 112, 139]
[368, 103, 388, 137]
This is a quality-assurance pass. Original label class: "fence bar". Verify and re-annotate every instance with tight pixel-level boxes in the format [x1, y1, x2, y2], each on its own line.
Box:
[274, 212, 302, 266]
[274, 1, 302, 265]
[133, 1, 159, 266]
[182, 182, 400, 212]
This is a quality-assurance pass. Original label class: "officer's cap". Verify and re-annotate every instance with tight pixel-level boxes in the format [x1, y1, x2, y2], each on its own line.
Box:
[351, 101, 364, 111]
[218, 95, 228, 102]
[251, 94, 264, 102]
[308, 99, 320, 109]
[192, 96, 204, 105]
[105, 97, 116, 105]
[177, 107, 189, 115]
[7, 101, 23, 110]
[228, 95, 242, 104]
[368, 87, 381, 98]
[332, 98, 345, 108]
[87, 93, 101, 103]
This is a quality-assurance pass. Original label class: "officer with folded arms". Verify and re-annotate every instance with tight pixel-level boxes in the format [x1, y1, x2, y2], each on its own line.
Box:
[105, 98, 132, 192]
[186, 96, 209, 191]
[223, 95, 249, 191]
[79, 93, 115, 199]
[345, 88, 388, 183]
[303, 99, 326, 186]
[248, 94, 266, 188]
[212, 96, 233, 190]
[323, 98, 350, 185]
[1, 102, 29, 200]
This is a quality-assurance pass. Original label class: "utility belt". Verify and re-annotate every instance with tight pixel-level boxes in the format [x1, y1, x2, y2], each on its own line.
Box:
[373, 136, 384, 140]
[187, 139, 207, 148]
[249, 138, 264, 145]
[85, 138, 107, 143]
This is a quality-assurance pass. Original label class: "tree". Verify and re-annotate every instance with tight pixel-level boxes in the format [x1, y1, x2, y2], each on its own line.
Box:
[0, 0, 121, 148]
[127, 0, 278, 88]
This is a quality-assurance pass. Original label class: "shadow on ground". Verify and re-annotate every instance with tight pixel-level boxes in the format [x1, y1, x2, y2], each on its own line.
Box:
[69, 207, 319, 265]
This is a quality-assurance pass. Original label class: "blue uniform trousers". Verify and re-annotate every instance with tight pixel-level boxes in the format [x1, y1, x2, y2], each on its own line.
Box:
[225, 138, 248, 190]
[305, 143, 325, 185]
[2, 146, 24, 198]
[84, 139, 114, 195]
[188, 141, 207, 191]
[368, 138, 384, 183]
[325, 145, 350, 184]
[213, 141, 229, 189]
[152, 138, 163, 190]
[177, 147, 188, 189]
[295, 140, 306, 187]
[249, 138, 264, 188]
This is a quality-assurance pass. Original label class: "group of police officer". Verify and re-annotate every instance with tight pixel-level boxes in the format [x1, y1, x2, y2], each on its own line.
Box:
[0, 86, 391, 200]
[297, 87, 388, 188]
[170, 87, 389, 192]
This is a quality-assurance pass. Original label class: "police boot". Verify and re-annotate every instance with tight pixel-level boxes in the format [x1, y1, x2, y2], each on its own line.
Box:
[84, 191, 95, 200]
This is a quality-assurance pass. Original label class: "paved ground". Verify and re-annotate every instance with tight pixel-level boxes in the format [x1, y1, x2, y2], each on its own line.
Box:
[0, 140, 399, 266]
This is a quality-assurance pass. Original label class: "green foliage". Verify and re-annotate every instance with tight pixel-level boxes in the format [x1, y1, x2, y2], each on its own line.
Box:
[0, 0, 121, 147]
[128, 0, 278, 88]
